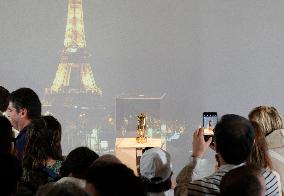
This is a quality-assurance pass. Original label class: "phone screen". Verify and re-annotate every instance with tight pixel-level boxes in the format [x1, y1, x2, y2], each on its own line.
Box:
[203, 112, 218, 135]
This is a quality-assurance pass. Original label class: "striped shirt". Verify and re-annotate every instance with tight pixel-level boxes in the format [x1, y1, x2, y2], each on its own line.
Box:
[263, 169, 280, 196]
[175, 159, 280, 196]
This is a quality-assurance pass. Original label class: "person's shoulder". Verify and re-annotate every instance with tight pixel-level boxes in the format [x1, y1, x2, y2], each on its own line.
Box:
[16, 127, 29, 140]
[262, 167, 277, 177]
[46, 160, 62, 173]
[266, 129, 284, 149]
[185, 166, 234, 195]
[186, 174, 221, 195]
[55, 159, 63, 166]
[262, 168, 280, 196]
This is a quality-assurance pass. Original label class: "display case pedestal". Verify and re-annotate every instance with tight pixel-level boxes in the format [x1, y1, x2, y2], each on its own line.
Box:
[115, 138, 165, 175]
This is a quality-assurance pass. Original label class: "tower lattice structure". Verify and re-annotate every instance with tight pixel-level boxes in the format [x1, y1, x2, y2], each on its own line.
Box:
[49, 0, 102, 95]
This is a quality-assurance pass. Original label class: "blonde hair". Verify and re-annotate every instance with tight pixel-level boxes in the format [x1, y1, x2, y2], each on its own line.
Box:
[248, 106, 283, 136]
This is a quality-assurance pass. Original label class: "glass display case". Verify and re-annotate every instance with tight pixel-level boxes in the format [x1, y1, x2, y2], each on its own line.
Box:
[115, 93, 166, 139]
[115, 93, 166, 174]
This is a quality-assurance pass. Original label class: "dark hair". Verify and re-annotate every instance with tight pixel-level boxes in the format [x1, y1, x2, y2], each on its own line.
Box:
[0, 153, 22, 195]
[24, 117, 63, 170]
[214, 114, 255, 165]
[91, 154, 121, 167]
[247, 121, 272, 169]
[0, 86, 9, 112]
[36, 182, 88, 196]
[86, 163, 146, 196]
[0, 116, 13, 153]
[220, 165, 264, 196]
[42, 115, 63, 160]
[60, 147, 99, 179]
[9, 88, 41, 119]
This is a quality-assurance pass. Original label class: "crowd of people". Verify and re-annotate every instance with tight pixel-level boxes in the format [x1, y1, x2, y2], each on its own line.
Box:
[0, 86, 283, 196]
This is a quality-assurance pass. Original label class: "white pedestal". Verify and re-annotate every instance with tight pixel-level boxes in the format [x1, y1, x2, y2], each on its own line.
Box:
[115, 138, 165, 175]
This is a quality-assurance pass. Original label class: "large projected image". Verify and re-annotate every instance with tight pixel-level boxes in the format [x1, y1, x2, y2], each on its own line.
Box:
[40, 0, 186, 155]
[2, 0, 284, 183]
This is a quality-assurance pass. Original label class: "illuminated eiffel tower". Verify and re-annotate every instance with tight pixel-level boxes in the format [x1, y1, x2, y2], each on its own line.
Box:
[48, 0, 102, 96]
[43, 0, 106, 153]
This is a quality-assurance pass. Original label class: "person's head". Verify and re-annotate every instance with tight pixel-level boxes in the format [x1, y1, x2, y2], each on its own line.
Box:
[249, 106, 283, 136]
[139, 148, 172, 193]
[0, 86, 9, 112]
[7, 88, 41, 130]
[85, 163, 146, 196]
[60, 147, 99, 179]
[214, 114, 255, 165]
[24, 117, 62, 169]
[0, 153, 22, 196]
[42, 115, 63, 160]
[36, 182, 88, 196]
[0, 116, 14, 154]
[220, 165, 265, 196]
[247, 121, 272, 169]
[91, 154, 121, 167]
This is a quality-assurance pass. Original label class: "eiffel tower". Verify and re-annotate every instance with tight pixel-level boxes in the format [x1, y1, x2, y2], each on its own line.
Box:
[47, 0, 102, 99]
[43, 0, 106, 153]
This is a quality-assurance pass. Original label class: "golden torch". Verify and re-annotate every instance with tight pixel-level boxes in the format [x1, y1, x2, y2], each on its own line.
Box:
[136, 113, 147, 143]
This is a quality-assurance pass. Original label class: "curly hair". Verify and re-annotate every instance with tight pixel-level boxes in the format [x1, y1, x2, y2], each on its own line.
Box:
[42, 115, 63, 160]
[24, 116, 63, 170]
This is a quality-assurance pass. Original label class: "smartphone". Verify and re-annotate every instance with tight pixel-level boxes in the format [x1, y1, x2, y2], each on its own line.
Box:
[203, 112, 218, 141]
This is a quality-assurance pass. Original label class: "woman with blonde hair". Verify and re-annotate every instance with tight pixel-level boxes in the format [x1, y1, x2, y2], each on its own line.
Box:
[249, 106, 284, 194]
